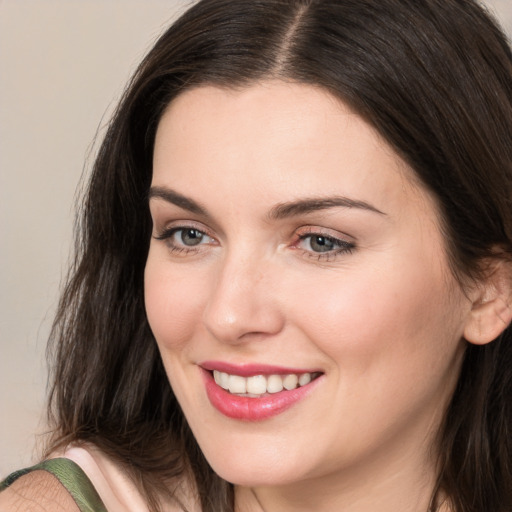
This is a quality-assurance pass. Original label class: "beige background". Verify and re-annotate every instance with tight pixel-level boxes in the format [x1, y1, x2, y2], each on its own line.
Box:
[1, 0, 511, 477]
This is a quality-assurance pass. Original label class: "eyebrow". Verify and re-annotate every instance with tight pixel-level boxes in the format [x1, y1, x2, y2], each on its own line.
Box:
[148, 186, 209, 216]
[148, 186, 386, 219]
[268, 197, 386, 219]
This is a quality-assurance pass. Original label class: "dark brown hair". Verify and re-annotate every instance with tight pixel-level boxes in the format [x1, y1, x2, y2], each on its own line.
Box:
[46, 1, 512, 511]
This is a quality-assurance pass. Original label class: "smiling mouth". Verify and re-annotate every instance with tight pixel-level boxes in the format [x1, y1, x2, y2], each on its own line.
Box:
[201, 365, 324, 420]
[212, 370, 322, 397]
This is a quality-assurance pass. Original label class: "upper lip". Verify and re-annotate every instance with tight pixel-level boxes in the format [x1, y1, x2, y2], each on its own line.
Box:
[199, 360, 322, 377]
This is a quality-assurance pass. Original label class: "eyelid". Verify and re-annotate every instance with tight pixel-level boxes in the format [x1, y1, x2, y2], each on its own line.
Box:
[154, 219, 216, 241]
[153, 220, 219, 259]
[149, 200, 225, 239]
[294, 225, 355, 243]
[292, 225, 356, 260]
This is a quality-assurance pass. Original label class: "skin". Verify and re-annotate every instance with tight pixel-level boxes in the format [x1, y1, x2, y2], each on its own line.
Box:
[0, 472, 80, 512]
[145, 81, 478, 512]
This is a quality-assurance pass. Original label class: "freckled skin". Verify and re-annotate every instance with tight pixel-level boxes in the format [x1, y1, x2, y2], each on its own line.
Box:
[145, 82, 473, 511]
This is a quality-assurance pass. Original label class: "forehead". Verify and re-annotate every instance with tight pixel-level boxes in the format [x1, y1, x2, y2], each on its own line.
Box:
[156, 82, 380, 154]
[152, 81, 434, 221]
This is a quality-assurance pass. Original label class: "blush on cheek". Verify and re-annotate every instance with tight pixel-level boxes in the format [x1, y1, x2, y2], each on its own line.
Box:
[297, 260, 449, 366]
[144, 264, 207, 350]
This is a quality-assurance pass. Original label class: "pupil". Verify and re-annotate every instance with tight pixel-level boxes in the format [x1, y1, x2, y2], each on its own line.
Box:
[182, 229, 203, 246]
[311, 236, 334, 252]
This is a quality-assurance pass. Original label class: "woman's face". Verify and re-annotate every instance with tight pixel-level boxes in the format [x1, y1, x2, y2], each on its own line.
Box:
[145, 82, 473, 490]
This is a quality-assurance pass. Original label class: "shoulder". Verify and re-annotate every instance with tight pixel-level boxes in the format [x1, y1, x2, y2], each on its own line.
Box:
[60, 444, 198, 512]
[0, 469, 80, 512]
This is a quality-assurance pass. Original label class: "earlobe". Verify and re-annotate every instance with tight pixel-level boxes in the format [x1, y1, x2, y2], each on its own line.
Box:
[463, 262, 512, 345]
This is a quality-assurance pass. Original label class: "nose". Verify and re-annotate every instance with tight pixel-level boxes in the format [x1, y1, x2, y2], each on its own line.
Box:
[202, 253, 285, 344]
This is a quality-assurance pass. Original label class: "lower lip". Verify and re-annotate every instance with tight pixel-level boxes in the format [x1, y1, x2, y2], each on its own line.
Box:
[201, 369, 321, 421]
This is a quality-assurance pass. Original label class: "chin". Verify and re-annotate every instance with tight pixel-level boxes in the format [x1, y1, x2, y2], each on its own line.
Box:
[212, 463, 301, 488]
[198, 437, 315, 488]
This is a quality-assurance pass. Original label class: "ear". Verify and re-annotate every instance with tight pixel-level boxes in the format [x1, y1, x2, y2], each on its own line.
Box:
[464, 260, 512, 345]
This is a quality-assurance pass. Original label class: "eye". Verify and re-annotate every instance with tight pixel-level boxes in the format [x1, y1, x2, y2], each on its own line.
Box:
[154, 225, 216, 254]
[174, 228, 207, 246]
[301, 234, 338, 253]
[296, 231, 355, 259]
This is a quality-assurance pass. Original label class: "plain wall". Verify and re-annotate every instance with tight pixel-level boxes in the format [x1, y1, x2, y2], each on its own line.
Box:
[1, 0, 511, 477]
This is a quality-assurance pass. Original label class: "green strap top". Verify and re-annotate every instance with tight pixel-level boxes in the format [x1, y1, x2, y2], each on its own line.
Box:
[0, 458, 108, 512]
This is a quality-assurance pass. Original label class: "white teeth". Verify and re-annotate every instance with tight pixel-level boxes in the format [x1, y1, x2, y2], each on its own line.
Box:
[213, 370, 230, 390]
[219, 371, 230, 390]
[228, 374, 247, 394]
[283, 374, 299, 390]
[267, 374, 284, 394]
[212, 370, 318, 396]
[246, 375, 267, 394]
[298, 373, 312, 386]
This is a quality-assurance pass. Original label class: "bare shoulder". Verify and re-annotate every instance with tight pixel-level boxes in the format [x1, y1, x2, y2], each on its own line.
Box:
[0, 470, 80, 512]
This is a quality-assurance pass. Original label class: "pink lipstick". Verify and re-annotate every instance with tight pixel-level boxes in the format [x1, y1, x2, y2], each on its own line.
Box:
[200, 361, 323, 421]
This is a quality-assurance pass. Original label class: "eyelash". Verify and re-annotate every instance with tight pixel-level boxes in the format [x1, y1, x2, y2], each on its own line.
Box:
[154, 225, 356, 261]
[154, 226, 216, 255]
[295, 231, 355, 261]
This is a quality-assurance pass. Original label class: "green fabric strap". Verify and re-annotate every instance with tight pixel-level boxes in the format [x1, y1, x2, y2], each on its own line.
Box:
[0, 458, 108, 512]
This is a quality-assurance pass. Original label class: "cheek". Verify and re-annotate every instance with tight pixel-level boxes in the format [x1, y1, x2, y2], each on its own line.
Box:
[290, 252, 466, 378]
[283, 254, 468, 460]
[144, 253, 207, 350]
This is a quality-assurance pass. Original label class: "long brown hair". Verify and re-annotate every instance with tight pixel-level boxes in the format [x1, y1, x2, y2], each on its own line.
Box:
[46, 1, 512, 511]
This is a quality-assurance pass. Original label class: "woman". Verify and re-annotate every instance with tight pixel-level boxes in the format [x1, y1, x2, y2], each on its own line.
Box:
[1, 0, 512, 511]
